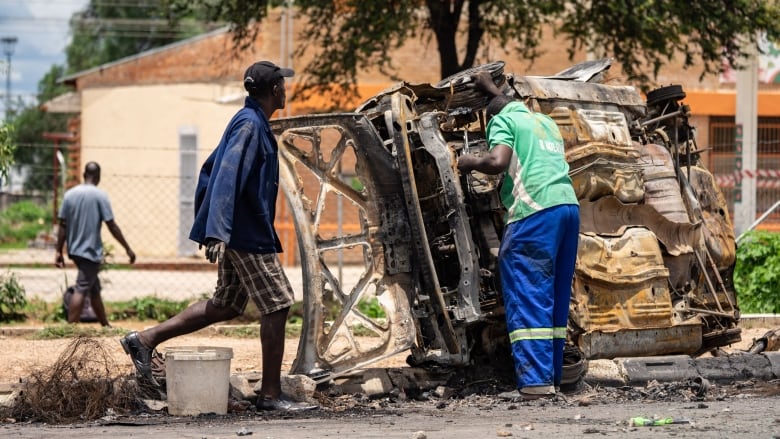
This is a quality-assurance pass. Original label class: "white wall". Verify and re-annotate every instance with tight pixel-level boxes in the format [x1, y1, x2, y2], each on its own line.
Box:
[79, 83, 246, 258]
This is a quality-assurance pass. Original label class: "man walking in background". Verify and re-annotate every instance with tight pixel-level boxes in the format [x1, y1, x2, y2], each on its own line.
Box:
[458, 71, 580, 400]
[120, 61, 316, 412]
[55, 161, 136, 327]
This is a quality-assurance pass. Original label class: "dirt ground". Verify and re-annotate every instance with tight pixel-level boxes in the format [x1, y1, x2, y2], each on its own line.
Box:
[0, 320, 410, 385]
[1, 321, 774, 385]
[2, 321, 780, 439]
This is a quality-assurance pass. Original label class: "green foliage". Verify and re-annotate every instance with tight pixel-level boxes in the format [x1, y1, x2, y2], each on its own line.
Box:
[219, 324, 260, 338]
[67, 0, 219, 74]
[10, 66, 70, 192]
[350, 324, 377, 337]
[285, 319, 302, 338]
[22, 297, 66, 323]
[161, 0, 265, 52]
[734, 231, 780, 314]
[357, 297, 386, 319]
[349, 177, 364, 192]
[217, 320, 302, 339]
[9, 4, 216, 193]
[157, 1, 780, 108]
[0, 271, 28, 322]
[0, 201, 52, 245]
[32, 324, 125, 340]
[0, 123, 15, 181]
[107, 296, 191, 322]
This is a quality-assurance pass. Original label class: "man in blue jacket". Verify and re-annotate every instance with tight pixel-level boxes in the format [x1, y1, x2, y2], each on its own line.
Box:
[120, 61, 316, 412]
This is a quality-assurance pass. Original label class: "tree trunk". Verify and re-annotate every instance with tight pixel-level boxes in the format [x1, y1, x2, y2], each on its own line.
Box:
[426, 0, 464, 78]
[461, 0, 484, 71]
[426, 0, 485, 79]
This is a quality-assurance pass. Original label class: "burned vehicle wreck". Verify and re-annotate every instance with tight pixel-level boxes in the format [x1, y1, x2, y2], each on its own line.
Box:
[270, 60, 740, 383]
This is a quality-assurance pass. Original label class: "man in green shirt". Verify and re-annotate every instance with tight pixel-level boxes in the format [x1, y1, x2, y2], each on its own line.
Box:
[458, 71, 579, 400]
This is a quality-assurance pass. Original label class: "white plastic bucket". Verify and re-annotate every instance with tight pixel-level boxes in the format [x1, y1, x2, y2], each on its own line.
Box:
[164, 346, 233, 416]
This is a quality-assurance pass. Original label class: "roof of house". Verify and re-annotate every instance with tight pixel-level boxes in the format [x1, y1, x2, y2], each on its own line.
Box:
[60, 26, 230, 83]
[57, 26, 263, 89]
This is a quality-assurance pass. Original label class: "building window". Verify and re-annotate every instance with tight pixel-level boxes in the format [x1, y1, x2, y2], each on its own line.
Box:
[179, 128, 198, 256]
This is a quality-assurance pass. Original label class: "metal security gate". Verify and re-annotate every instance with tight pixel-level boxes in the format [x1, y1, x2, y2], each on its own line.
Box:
[708, 116, 780, 231]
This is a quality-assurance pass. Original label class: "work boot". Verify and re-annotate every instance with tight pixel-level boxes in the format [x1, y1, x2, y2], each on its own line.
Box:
[120, 331, 157, 385]
[497, 388, 556, 402]
[256, 393, 318, 412]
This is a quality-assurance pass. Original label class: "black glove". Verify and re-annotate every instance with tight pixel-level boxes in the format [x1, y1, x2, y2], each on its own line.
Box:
[205, 239, 225, 264]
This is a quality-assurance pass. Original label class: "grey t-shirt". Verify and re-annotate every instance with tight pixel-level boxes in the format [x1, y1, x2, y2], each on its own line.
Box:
[58, 184, 114, 263]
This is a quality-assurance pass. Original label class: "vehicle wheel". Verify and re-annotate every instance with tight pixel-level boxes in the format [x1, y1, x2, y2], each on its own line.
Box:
[646, 84, 686, 107]
[433, 61, 507, 111]
[434, 61, 506, 89]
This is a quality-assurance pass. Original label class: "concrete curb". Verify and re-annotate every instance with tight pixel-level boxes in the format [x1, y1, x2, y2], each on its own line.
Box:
[763, 351, 780, 379]
[620, 355, 699, 386]
[585, 352, 780, 387]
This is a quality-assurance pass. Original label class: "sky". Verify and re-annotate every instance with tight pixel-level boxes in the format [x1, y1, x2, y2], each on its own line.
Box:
[0, 0, 89, 119]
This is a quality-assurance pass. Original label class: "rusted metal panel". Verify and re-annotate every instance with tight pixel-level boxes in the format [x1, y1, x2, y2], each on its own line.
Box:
[570, 165, 644, 204]
[578, 196, 700, 256]
[549, 107, 642, 165]
[684, 165, 737, 269]
[580, 323, 702, 359]
[572, 228, 679, 356]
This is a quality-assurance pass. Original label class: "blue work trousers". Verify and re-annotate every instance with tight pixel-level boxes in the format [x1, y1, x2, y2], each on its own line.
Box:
[499, 204, 579, 390]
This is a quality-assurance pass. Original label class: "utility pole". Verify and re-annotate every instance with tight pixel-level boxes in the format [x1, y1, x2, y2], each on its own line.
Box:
[43, 132, 76, 227]
[734, 36, 758, 236]
[1, 36, 18, 121]
[279, 0, 294, 118]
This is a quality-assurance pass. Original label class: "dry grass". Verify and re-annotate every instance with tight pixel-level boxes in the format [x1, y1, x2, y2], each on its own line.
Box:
[1, 337, 143, 423]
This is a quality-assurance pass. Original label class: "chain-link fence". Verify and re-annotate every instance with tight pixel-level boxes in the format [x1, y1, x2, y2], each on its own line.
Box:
[708, 116, 780, 232]
[0, 141, 335, 305]
[2, 121, 779, 305]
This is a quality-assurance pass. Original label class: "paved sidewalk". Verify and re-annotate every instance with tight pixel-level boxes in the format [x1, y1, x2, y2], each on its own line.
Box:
[5, 265, 368, 303]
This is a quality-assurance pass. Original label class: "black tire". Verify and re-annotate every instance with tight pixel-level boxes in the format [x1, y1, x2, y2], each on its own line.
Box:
[646, 84, 686, 107]
[434, 61, 506, 90]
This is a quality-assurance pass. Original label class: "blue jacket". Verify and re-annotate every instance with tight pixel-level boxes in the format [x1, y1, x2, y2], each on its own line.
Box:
[189, 96, 282, 254]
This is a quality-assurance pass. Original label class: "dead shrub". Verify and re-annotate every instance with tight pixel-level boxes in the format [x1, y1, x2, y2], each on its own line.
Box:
[1, 337, 142, 423]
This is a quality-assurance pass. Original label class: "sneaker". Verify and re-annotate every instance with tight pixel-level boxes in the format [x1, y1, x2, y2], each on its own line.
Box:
[120, 331, 156, 385]
[256, 394, 319, 412]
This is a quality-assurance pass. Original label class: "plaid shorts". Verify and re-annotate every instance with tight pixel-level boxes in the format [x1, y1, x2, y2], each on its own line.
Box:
[211, 249, 295, 315]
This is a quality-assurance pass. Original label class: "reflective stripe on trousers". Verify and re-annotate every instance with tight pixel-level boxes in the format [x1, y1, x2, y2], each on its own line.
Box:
[499, 204, 579, 389]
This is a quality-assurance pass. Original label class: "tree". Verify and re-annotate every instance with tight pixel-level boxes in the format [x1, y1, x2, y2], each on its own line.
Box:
[10, 66, 70, 192]
[0, 123, 14, 183]
[158, 0, 780, 108]
[735, 231, 780, 314]
[8, 1, 218, 193]
[66, 0, 220, 74]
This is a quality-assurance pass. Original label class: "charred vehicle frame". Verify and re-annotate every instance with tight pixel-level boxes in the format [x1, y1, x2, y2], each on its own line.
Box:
[269, 59, 740, 383]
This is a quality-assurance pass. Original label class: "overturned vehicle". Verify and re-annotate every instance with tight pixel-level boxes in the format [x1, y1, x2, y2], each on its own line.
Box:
[270, 60, 740, 382]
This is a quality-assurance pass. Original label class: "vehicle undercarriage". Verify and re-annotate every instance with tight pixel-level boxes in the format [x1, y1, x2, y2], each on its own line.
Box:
[270, 59, 740, 384]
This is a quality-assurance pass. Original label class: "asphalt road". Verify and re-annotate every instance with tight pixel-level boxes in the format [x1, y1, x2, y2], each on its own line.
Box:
[2, 389, 779, 438]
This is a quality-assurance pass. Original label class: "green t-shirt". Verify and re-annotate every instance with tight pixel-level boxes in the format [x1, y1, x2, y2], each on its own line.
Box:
[486, 101, 578, 224]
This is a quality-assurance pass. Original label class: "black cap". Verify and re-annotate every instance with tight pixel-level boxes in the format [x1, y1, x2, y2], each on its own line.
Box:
[244, 61, 295, 91]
